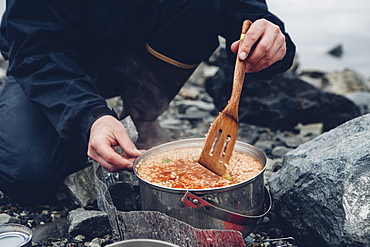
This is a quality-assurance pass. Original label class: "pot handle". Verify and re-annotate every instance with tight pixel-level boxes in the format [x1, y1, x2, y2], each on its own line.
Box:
[181, 186, 272, 225]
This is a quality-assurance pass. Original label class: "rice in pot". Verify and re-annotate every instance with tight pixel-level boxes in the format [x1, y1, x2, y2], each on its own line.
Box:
[136, 147, 263, 189]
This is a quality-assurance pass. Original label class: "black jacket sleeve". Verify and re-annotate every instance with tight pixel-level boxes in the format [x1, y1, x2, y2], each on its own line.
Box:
[0, 0, 116, 143]
[221, 0, 296, 79]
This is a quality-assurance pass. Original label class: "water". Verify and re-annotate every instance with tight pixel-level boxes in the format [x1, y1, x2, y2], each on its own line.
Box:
[267, 0, 370, 77]
[0, 1, 369, 77]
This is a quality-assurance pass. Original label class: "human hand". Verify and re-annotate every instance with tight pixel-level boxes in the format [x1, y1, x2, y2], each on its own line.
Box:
[230, 19, 287, 73]
[88, 115, 143, 172]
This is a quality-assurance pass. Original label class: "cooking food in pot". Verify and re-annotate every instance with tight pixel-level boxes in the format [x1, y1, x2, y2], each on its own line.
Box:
[136, 147, 263, 189]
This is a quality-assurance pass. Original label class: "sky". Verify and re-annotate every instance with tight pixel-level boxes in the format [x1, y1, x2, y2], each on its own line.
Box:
[266, 0, 370, 77]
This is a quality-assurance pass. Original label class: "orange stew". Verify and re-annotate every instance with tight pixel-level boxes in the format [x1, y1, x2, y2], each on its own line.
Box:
[136, 147, 263, 189]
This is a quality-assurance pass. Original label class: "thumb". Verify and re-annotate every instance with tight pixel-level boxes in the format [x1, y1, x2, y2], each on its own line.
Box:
[114, 130, 143, 157]
[230, 40, 241, 53]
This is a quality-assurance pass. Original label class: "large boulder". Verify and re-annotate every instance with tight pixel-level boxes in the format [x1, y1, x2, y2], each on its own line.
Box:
[205, 47, 361, 132]
[268, 113, 370, 247]
[301, 68, 370, 96]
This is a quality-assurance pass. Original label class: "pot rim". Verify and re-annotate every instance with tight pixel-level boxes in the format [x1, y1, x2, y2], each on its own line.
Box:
[133, 138, 267, 193]
[106, 239, 179, 247]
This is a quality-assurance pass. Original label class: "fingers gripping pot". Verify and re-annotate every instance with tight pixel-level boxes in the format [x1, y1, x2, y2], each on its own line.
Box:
[133, 138, 271, 236]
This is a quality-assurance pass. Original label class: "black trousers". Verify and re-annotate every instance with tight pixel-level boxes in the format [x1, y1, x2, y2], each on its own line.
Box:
[0, 77, 89, 205]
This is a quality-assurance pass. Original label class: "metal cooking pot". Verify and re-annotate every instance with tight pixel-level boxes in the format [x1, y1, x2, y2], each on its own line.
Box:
[133, 138, 271, 236]
[106, 239, 179, 247]
[0, 223, 32, 247]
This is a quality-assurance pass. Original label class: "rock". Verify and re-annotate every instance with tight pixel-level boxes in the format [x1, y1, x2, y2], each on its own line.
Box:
[177, 99, 215, 112]
[301, 69, 370, 96]
[276, 132, 310, 148]
[271, 146, 292, 158]
[120, 116, 138, 144]
[324, 69, 370, 95]
[205, 47, 361, 132]
[265, 158, 283, 173]
[265, 158, 284, 184]
[295, 123, 323, 137]
[88, 237, 105, 247]
[74, 234, 85, 242]
[237, 123, 268, 145]
[0, 213, 11, 224]
[106, 96, 123, 117]
[345, 91, 370, 115]
[327, 44, 343, 58]
[268, 113, 370, 247]
[31, 218, 69, 244]
[242, 73, 361, 131]
[253, 140, 276, 154]
[63, 165, 96, 207]
[68, 208, 111, 240]
[187, 61, 219, 88]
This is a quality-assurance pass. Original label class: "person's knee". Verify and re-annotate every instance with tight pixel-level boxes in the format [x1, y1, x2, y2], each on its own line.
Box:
[0, 160, 63, 205]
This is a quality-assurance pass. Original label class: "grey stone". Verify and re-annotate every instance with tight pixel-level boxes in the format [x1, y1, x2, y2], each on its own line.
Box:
[237, 123, 268, 145]
[31, 218, 69, 243]
[158, 118, 183, 129]
[253, 140, 275, 153]
[263, 158, 282, 185]
[181, 109, 211, 119]
[74, 234, 85, 242]
[68, 208, 111, 240]
[295, 123, 323, 137]
[88, 237, 105, 247]
[271, 146, 292, 158]
[244, 235, 255, 244]
[51, 241, 67, 247]
[0, 213, 11, 224]
[268, 113, 370, 247]
[300, 69, 370, 96]
[327, 44, 343, 58]
[265, 158, 283, 173]
[106, 97, 123, 118]
[345, 91, 370, 115]
[187, 61, 219, 87]
[63, 164, 96, 207]
[299, 74, 324, 89]
[120, 116, 138, 144]
[323, 69, 370, 95]
[177, 99, 215, 112]
[276, 132, 312, 148]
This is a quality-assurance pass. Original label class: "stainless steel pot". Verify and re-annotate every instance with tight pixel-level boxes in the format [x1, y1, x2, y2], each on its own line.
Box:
[0, 223, 32, 247]
[106, 239, 179, 247]
[134, 138, 271, 236]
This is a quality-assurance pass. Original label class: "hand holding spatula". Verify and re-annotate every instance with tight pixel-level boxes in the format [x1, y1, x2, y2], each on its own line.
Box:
[198, 20, 252, 176]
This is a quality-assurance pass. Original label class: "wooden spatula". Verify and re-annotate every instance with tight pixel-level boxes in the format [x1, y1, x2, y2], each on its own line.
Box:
[198, 20, 252, 176]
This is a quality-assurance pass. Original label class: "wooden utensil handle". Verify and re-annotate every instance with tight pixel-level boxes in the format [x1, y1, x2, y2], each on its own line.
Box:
[225, 20, 252, 115]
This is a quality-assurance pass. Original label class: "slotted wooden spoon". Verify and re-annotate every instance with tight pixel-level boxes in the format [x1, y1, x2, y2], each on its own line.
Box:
[198, 20, 252, 176]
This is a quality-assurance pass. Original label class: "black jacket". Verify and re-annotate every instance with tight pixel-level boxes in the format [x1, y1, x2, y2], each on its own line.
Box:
[0, 0, 295, 143]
